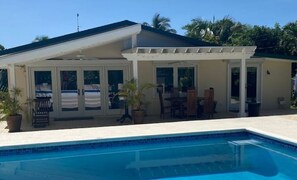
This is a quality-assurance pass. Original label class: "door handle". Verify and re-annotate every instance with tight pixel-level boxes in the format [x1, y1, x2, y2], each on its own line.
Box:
[78, 89, 80, 96]
[82, 89, 85, 96]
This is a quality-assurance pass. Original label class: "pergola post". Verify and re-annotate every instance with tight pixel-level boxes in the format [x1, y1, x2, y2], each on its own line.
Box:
[239, 56, 247, 117]
[131, 35, 139, 86]
[132, 60, 138, 83]
[8, 64, 16, 90]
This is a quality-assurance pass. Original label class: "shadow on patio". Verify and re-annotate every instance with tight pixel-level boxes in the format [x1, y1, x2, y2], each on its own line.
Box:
[1, 109, 297, 133]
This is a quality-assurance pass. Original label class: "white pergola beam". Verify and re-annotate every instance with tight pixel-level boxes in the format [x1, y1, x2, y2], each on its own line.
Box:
[122, 52, 254, 61]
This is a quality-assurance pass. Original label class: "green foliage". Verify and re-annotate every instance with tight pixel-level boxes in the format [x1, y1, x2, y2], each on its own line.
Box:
[183, 18, 213, 40]
[143, 13, 177, 34]
[183, 17, 297, 56]
[0, 87, 22, 120]
[282, 21, 297, 56]
[32, 35, 49, 43]
[116, 79, 155, 111]
[0, 44, 4, 51]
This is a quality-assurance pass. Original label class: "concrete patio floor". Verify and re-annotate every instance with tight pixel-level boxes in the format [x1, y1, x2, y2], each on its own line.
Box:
[0, 109, 297, 149]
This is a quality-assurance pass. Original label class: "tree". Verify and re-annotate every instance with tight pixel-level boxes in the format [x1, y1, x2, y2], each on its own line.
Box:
[183, 18, 213, 41]
[281, 21, 297, 56]
[183, 16, 245, 45]
[143, 13, 177, 33]
[183, 16, 286, 51]
[0, 44, 4, 51]
[246, 25, 280, 54]
[32, 35, 49, 43]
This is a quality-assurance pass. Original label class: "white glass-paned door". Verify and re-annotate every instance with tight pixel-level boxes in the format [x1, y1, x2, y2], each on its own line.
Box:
[229, 65, 260, 112]
[60, 70, 79, 112]
[83, 69, 103, 116]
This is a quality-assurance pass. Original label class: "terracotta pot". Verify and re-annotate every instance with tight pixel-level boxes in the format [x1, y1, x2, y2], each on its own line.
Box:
[132, 110, 145, 124]
[6, 115, 22, 132]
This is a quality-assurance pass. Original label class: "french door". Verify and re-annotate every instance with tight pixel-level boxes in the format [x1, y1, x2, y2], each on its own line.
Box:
[57, 67, 103, 117]
[57, 67, 126, 117]
[31, 66, 127, 118]
[228, 64, 261, 112]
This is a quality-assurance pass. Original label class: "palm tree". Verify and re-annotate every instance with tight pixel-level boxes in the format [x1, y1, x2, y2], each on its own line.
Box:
[0, 44, 4, 51]
[182, 18, 215, 42]
[32, 35, 49, 43]
[143, 13, 176, 33]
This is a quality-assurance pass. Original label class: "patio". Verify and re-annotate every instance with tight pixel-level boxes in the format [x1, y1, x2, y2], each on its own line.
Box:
[1, 110, 297, 150]
[1, 109, 297, 133]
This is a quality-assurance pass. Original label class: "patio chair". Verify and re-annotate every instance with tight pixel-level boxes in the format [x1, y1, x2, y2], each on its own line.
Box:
[203, 89, 214, 119]
[186, 89, 198, 119]
[32, 98, 50, 127]
[157, 88, 176, 119]
[171, 87, 179, 98]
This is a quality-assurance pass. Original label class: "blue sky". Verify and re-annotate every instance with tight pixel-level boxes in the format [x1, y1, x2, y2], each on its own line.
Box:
[1, 0, 297, 48]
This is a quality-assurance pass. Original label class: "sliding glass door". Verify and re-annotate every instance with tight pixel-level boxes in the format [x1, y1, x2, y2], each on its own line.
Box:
[228, 64, 261, 112]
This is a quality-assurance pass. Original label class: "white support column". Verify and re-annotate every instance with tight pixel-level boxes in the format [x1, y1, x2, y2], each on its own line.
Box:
[8, 64, 16, 90]
[132, 34, 137, 48]
[131, 35, 138, 86]
[132, 60, 138, 82]
[239, 57, 247, 117]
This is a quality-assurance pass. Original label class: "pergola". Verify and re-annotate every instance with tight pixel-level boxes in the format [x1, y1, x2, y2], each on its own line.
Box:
[122, 46, 256, 117]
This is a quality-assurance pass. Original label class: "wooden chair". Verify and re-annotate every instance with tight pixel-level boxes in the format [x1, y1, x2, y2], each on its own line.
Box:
[32, 98, 50, 127]
[157, 89, 175, 119]
[203, 89, 214, 118]
[171, 87, 179, 98]
[186, 89, 198, 119]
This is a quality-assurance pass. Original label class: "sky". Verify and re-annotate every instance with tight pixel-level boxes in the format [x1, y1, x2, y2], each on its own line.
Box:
[1, 0, 297, 49]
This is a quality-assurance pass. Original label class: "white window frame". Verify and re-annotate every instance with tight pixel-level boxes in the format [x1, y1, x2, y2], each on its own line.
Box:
[153, 62, 197, 95]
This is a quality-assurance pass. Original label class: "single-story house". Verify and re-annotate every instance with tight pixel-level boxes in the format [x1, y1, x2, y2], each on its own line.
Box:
[0, 20, 293, 122]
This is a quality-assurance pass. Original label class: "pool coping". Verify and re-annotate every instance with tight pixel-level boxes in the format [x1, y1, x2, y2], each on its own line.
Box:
[1, 116, 297, 152]
[0, 127, 297, 152]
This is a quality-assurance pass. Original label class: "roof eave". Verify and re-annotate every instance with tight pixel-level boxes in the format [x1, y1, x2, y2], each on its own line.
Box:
[0, 24, 142, 65]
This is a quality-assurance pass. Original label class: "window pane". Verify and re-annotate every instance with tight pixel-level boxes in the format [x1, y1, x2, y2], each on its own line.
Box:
[108, 70, 123, 109]
[178, 67, 194, 92]
[60, 71, 78, 111]
[34, 71, 53, 111]
[156, 68, 173, 93]
[247, 67, 257, 100]
[0, 69, 8, 92]
[84, 70, 101, 110]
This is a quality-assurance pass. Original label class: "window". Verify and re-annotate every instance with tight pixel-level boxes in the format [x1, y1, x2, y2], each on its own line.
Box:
[156, 66, 195, 93]
[0, 69, 8, 92]
[178, 67, 194, 92]
[156, 67, 173, 93]
[34, 71, 53, 111]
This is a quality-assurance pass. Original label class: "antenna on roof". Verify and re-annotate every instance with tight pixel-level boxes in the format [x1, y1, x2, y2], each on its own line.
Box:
[77, 13, 80, 32]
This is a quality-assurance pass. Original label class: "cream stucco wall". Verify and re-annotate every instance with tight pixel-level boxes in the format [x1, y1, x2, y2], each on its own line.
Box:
[198, 60, 228, 112]
[138, 60, 229, 115]
[56, 40, 127, 59]
[9, 66, 29, 121]
[137, 61, 158, 115]
[261, 59, 291, 110]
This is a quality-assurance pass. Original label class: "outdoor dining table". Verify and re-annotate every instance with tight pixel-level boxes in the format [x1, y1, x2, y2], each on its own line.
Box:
[164, 96, 205, 118]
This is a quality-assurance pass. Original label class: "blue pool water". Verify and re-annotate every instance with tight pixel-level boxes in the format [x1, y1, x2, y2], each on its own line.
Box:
[0, 131, 297, 179]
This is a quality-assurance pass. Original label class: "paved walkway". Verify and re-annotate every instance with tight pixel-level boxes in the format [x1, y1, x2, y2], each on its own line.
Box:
[1, 114, 297, 149]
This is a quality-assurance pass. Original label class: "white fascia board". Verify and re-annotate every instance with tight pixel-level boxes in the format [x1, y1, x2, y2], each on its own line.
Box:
[122, 52, 255, 61]
[0, 24, 142, 65]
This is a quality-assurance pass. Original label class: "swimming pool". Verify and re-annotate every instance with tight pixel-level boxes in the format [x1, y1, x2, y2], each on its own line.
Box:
[0, 130, 296, 179]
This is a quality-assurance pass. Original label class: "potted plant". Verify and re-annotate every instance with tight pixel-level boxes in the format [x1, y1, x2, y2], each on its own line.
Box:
[0, 87, 23, 132]
[117, 79, 155, 124]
